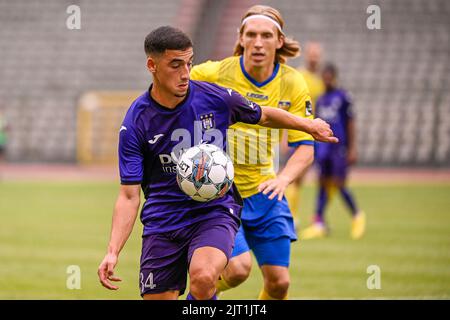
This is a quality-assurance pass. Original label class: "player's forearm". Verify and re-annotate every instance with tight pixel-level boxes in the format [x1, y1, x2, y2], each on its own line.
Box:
[258, 106, 339, 144]
[108, 195, 140, 256]
[347, 119, 356, 151]
[258, 106, 313, 133]
[278, 145, 314, 184]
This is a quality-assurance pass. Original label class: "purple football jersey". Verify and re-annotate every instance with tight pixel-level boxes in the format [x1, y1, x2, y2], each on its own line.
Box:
[315, 88, 354, 149]
[118, 80, 262, 235]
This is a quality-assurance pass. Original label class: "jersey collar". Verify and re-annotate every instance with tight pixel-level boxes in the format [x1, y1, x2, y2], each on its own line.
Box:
[147, 83, 192, 113]
[239, 55, 280, 88]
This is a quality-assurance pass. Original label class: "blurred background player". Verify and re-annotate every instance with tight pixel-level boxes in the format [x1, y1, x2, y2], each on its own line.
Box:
[191, 5, 316, 300]
[300, 63, 365, 240]
[298, 42, 325, 108]
[284, 42, 326, 229]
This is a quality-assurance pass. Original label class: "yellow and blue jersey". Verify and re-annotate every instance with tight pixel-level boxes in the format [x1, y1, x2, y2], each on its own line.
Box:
[191, 56, 314, 198]
[298, 68, 325, 110]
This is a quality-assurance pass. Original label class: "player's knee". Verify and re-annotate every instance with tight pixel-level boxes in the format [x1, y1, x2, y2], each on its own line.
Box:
[335, 180, 345, 189]
[266, 277, 290, 299]
[190, 268, 217, 299]
[223, 255, 252, 287]
[319, 178, 328, 188]
[227, 268, 250, 287]
[225, 262, 251, 287]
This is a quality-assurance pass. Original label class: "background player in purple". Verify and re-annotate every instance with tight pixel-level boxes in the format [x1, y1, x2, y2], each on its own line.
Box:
[300, 63, 366, 240]
[97, 26, 337, 300]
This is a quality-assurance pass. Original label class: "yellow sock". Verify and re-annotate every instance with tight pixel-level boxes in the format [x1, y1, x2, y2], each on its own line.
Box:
[285, 184, 301, 225]
[258, 288, 288, 300]
[325, 181, 338, 199]
[216, 276, 232, 293]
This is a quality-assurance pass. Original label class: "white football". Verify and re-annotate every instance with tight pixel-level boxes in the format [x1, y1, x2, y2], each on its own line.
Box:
[176, 144, 234, 202]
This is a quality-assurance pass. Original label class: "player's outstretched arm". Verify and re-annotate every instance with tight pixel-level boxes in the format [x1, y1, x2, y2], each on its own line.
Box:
[98, 184, 141, 290]
[258, 144, 314, 200]
[258, 106, 339, 143]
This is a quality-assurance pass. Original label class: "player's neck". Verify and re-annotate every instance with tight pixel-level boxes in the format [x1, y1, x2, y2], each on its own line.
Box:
[150, 84, 186, 109]
[307, 63, 319, 74]
[326, 85, 336, 92]
[245, 63, 275, 83]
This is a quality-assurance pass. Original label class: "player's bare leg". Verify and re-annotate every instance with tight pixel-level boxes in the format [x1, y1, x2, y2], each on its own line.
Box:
[143, 291, 179, 300]
[333, 177, 365, 239]
[259, 265, 290, 299]
[189, 246, 228, 299]
[285, 176, 303, 231]
[299, 177, 332, 239]
[218, 251, 252, 290]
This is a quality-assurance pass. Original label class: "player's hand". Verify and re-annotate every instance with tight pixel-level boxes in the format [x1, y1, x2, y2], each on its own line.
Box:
[310, 118, 339, 143]
[347, 148, 357, 165]
[258, 175, 291, 201]
[98, 253, 122, 290]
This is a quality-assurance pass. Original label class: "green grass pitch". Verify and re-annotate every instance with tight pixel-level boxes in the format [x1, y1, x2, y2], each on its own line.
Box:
[0, 181, 449, 299]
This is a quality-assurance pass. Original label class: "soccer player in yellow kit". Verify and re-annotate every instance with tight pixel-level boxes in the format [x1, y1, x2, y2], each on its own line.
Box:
[191, 5, 315, 300]
[285, 42, 326, 229]
[298, 42, 325, 108]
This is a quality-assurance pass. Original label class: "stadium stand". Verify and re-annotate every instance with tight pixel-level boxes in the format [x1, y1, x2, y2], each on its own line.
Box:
[0, 0, 448, 166]
[203, 0, 450, 166]
[0, 0, 183, 162]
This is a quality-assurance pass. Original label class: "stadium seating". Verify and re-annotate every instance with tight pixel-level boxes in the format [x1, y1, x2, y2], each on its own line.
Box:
[257, 0, 450, 166]
[0, 0, 448, 166]
[0, 0, 184, 161]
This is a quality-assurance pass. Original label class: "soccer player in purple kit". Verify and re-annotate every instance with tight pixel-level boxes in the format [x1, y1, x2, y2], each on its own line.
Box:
[97, 26, 337, 300]
[300, 63, 366, 240]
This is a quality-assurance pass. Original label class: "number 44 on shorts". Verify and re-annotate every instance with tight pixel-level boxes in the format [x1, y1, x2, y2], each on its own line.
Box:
[140, 272, 156, 292]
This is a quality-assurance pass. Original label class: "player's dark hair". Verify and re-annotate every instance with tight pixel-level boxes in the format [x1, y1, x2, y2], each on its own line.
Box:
[144, 26, 193, 56]
[323, 63, 338, 77]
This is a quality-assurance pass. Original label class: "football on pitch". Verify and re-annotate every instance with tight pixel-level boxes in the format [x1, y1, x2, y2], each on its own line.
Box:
[176, 144, 234, 202]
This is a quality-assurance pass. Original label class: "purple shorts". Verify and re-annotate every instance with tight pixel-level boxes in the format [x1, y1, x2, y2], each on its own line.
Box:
[139, 214, 239, 296]
[316, 146, 348, 180]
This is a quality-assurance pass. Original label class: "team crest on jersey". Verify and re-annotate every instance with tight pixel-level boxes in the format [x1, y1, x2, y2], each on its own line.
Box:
[305, 101, 313, 116]
[246, 92, 269, 101]
[200, 113, 215, 130]
[278, 100, 291, 110]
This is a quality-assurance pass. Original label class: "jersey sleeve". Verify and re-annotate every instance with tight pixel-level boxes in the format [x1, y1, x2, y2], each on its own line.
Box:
[226, 89, 262, 125]
[118, 117, 145, 185]
[287, 74, 315, 147]
[190, 60, 220, 83]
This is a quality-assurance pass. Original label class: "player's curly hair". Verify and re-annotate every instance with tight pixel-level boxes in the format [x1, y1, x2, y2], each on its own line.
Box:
[233, 5, 301, 64]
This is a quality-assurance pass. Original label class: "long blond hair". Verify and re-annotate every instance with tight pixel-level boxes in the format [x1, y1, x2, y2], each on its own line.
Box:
[233, 5, 301, 64]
